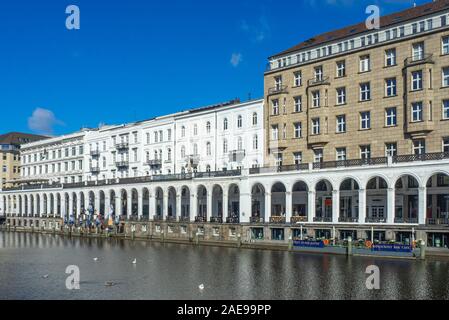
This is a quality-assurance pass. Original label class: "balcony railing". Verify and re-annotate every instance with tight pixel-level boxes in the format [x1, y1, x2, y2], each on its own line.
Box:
[366, 217, 387, 223]
[115, 161, 129, 168]
[194, 169, 241, 178]
[393, 152, 449, 163]
[313, 217, 333, 223]
[313, 157, 387, 170]
[404, 53, 433, 67]
[226, 217, 240, 224]
[166, 216, 177, 222]
[290, 216, 308, 224]
[179, 216, 190, 222]
[115, 142, 129, 150]
[195, 216, 207, 223]
[210, 216, 223, 223]
[250, 164, 309, 175]
[186, 155, 200, 167]
[147, 159, 162, 168]
[307, 76, 330, 87]
[250, 216, 264, 223]
[90, 167, 100, 174]
[268, 85, 288, 95]
[270, 216, 286, 224]
[90, 150, 100, 157]
[338, 217, 359, 223]
[394, 217, 419, 224]
[153, 215, 163, 222]
[426, 218, 449, 225]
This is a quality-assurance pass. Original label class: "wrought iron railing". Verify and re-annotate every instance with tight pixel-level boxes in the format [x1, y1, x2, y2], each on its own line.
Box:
[426, 218, 449, 225]
[394, 217, 419, 224]
[195, 216, 207, 223]
[270, 216, 286, 224]
[338, 217, 359, 223]
[226, 217, 240, 224]
[393, 152, 449, 163]
[365, 217, 387, 223]
[268, 85, 288, 95]
[290, 216, 308, 223]
[250, 216, 264, 223]
[210, 216, 223, 223]
[115, 142, 129, 150]
[313, 217, 333, 222]
[404, 53, 433, 67]
[307, 76, 330, 86]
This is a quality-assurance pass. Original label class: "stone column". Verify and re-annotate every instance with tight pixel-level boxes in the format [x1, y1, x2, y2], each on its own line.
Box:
[207, 191, 213, 221]
[68, 193, 74, 218]
[286, 191, 292, 223]
[127, 192, 132, 218]
[137, 194, 143, 218]
[264, 192, 271, 223]
[332, 190, 339, 224]
[358, 189, 366, 224]
[76, 194, 82, 218]
[94, 192, 101, 215]
[239, 191, 251, 224]
[149, 193, 155, 219]
[22, 196, 26, 216]
[115, 195, 121, 217]
[163, 193, 169, 219]
[176, 194, 182, 220]
[190, 194, 197, 222]
[222, 192, 229, 223]
[28, 195, 33, 216]
[34, 195, 39, 217]
[61, 195, 66, 219]
[387, 188, 395, 224]
[418, 187, 427, 225]
[308, 190, 315, 223]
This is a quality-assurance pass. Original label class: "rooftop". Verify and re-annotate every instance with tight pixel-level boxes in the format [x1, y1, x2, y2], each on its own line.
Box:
[270, 0, 449, 59]
[0, 132, 48, 147]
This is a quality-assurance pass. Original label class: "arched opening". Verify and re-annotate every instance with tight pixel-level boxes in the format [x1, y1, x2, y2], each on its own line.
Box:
[315, 180, 333, 222]
[79, 192, 85, 215]
[155, 187, 163, 219]
[292, 181, 308, 223]
[196, 185, 207, 222]
[18, 195, 22, 215]
[167, 187, 176, 219]
[24, 195, 28, 216]
[339, 178, 359, 223]
[131, 189, 138, 216]
[395, 175, 419, 223]
[49, 194, 54, 215]
[36, 194, 41, 217]
[366, 177, 388, 223]
[2, 196, 6, 215]
[271, 182, 286, 222]
[99, 191, 105, 216]
[120, 189, 128, 217]
[426, 173, 449, 225]
[88, 191, 95, 215]
[64, 193, 69, 220]
[56, 194, 61, 217]
[211, 185, 223, 222]
[228, 184, 240, 223]
[43, 194, 48, 216]
[142, 188, 150, 218]
[181, 186, 190, 220]
[30, 195, 34, 216]
[71, 193, 77, 219]
[108, 190, 115, 217]
[251, 183, 265, 223]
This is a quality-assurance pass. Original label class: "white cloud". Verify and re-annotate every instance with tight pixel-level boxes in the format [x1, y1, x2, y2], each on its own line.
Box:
[240, 16, 271, 43]
[230, 53, 242, 67]
[28, 108, 64, 135]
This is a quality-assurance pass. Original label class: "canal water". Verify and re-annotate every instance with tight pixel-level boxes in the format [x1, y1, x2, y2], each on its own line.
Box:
[1, 231, 449, 300]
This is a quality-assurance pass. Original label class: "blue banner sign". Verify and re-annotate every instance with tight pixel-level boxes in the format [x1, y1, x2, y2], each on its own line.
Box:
[293, 240, 324, 248]
[372, 244, 413, 253]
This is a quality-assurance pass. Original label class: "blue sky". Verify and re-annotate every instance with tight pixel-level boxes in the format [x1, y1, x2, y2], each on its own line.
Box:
[0, 0, 429, 136]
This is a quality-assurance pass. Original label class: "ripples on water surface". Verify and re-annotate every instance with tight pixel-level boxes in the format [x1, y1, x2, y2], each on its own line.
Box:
[1, 231, 449, 300]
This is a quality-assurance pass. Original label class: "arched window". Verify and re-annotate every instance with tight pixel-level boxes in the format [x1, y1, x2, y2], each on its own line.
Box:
[194, 124, 198, 136]
[237, 115, 243, 128]
[252, 112, 258, 125]
[206, 122, 211, 133]
[253, 135, 258, 150]
[167, 148, 172, 161]
[206, 142, 211, 156]
[206, 165, 211, 172]
[238, 137, 243, 150]
[223, 118, 228, 131]
[223, 139, 228, 153]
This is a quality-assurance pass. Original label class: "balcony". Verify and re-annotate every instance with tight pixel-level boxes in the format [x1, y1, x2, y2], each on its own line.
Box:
[179, 216, 190, 222]
[90, 150, 100, 157]
[229, 150, 246, 163]
[338, 217, 359, 223]
[406, 121, 435, 135]
[307, 76, 330, 87]
[250, 216, 264, 223]
[365, 217, 387, 223]
[313, 217, 332, 223]
[268, 85, 288, 96]
[313, 157, 387, 170]
[115, 161, 129, 169]
[290, 216, 308, 224]
[308, 134, 330, 146]
[210, 216, 223, 223]
[270, 216, 286, 224]
[404, 53, 434, 68]
[195, 216, 207, 223]
[186, 155, 200, 167]
[90, 167, 100, 174]
[153, 215, 163, 222]
[226, 217, 240, 224]
[426, 218, 449, 226]
[393, 152, 449, 164]
[115, 142, 129, 151]
[250, 164, 309, 175]
[166, 216, 177, 222]
[147, 159, 162, 169]
[394, 217, 419, 224]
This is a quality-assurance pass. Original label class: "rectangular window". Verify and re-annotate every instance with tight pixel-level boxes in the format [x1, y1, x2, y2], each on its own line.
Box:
[442, 67, 449, 87]
[360, 111, 371, 130]
[314, 66, 323, 81]
[314, 149, 323, 163]
[359, 55, 370, 72]
[336, 61, 346, 77]
[336, 87, 346, 105]
[412, 42, 424, 61]
[443, 100, 449, 119]
[385, 78, 397, 97]
[294, 96, 302, 112]
[413, 139, 426, 155]
[336, 115, 346, 133]
[336, 148, 346, 161]
[312, 91, 320, 107]
[385, 143, 397, 157]
[385, 107, 397, 127]
[443, 137, 449, 153]
[385, 48, 396, 66]
[272, 99, 279, 115]
[293, 152, 302, 165]
[294, 71, 302, 86]
[360, 145, 371, 160]
[412, 102, 423, 122]
[411, 70, 423, 91]
[442, 15, 447, 27]
[274, 76, 282, 90]
[293, 122, 302, 138]
[442, 36, 449, 55]
[360, 82, 371, 101]
[271, 125, 279, 140]
[312, 118, 320, 135]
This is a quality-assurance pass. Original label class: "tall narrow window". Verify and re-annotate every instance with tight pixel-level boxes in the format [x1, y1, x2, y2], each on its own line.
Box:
[252, 112, 258, 125]
[294, 71, 302, 86]
[336, 115, 346, 133]
[336, 148, 346, 161]
[360, 82, 371, 101]
[237, 115, 243, 128]
[336, 87, 346, 105]
[411, 71, 423, 91]
[413, 139, 426, 155]
[385, 48, 396, 66]
[385, 143, 397, 157]
[412, 42, 424, 61]
[294, 96, 302, 112]
[312, 91, 320, 107]
[360, 111, 371, 130]
[385, 78, 397, 97]
[411, 102, 423, 122]
[336, 61, 346, 78]
[223, 118, 228, 130]
[359, 55, 370, 72]
[385, 107, 397, 127]
[272, 99, 279, 115]
[360, 145, 371, 160]
[442, 36, 449, 55]
[294, 122, 302, 138]
[443, 100, 449, 120]
[442, 67, 449, 87]
[312, 118, 320, 135]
